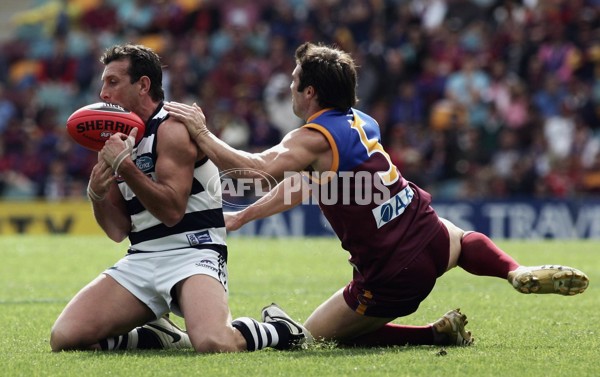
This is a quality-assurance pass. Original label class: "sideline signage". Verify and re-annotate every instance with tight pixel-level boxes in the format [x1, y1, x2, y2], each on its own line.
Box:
[228, 199, 600, 240]
[0, 200, 101, 235]
[1, 199, 599, 239]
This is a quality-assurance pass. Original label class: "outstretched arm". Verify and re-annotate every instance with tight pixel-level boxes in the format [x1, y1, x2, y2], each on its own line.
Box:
[164, 102, 330, 182]
[226, 173, 310, 231]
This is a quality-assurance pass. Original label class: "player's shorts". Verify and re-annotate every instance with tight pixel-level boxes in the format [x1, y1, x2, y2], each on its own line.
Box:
[103, 247, 228, 318]
[343, 222, 450, 318]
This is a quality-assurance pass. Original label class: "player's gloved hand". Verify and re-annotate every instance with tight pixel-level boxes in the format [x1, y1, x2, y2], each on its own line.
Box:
[100, 127, 138, 174]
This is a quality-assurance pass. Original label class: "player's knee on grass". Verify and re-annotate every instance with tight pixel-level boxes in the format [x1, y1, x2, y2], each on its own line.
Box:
[50, 324, 82, 352]
[50, 320, 102, 352]
[188, 327, 244, 353]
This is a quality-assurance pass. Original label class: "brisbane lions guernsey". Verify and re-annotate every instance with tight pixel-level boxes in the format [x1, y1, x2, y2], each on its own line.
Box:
[303, 108, 440, 288]
[117, 103, 227, 256]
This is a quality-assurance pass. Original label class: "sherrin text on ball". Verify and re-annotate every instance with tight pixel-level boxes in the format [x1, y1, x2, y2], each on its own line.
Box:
[66, 102, 145, 151]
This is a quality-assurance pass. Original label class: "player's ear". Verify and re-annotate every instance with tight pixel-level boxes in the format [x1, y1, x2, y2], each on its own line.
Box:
[138, 75, 151, 95]
[305, 85, 316, 99]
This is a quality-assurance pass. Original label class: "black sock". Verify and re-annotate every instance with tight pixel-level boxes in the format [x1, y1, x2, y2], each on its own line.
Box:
[269, 322, 293, 350]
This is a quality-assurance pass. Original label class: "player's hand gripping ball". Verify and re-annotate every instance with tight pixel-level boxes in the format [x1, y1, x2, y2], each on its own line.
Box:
[66, 102, 145, 151]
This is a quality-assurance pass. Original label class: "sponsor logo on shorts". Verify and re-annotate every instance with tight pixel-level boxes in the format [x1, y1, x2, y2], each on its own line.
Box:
[186, 230, 212, 245]
[195, 259, 219, 273]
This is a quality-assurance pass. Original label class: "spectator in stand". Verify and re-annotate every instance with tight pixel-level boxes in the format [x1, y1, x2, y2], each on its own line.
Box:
[543, 100, 576, 161]
[537, 23, 582, 84]
[80, 0, 119, 34]
[388, 81, 425, 127]
[444, 53, 491, 129]
[532, 75, 568, 118]
[186, 33, 217, 87]
[490, 128, 522, 182]
[264, 72, 303, 135]
[0, 84, 17, 134]
[246, 106, 282, 152]
[115, 0, 154, 34]
[580, 152, 600, 194]
[38, 157, 79, 200]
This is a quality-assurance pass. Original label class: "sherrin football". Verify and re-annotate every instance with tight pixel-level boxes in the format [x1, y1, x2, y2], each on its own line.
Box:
[66, 102, 145, 151]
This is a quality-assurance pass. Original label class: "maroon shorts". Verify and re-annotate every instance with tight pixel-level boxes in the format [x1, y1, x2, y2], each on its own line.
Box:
[342, 222, 450, 318]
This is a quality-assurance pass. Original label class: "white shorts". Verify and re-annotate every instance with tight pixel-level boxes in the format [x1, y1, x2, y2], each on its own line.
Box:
[103, 247, 228, 318]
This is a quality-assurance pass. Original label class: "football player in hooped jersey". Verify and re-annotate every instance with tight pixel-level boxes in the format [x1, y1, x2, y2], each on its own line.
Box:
[165, 42, 589, 347]
[50, 44, 311, 353]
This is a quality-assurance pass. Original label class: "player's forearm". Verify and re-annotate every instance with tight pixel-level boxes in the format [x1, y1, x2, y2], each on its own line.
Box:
[194, 131, 266, 173]
[240, 176, 305, 222]
[90, 192, 130, 242]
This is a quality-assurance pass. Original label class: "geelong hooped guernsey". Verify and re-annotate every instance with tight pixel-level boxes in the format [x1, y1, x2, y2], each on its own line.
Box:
[303, 108, 439, 290]
[117, 103, 227, 255]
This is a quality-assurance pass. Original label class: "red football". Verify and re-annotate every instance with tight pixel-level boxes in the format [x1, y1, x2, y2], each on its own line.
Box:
[66, 102, 145, 151]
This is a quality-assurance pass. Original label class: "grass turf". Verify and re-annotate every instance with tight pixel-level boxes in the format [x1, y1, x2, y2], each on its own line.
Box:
[1, 236, 598, 376]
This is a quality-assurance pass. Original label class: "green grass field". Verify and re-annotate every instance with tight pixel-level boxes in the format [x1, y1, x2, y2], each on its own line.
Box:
[1, 236, 598, 376]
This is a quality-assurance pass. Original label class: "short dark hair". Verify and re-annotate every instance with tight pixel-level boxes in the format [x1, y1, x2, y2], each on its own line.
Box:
[294, 42, 358, 111]
[100, 44, 165, 102]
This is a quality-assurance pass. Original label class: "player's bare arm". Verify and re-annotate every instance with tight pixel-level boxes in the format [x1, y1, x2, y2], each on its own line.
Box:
[111, 119, 197, 227]
[225, 173, 308, 232]
[165, 101, 332, 181]
[88, 158, 131, 242]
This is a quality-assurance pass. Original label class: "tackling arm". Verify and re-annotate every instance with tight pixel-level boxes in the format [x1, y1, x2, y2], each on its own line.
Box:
[225, 173, 309, 232]
[164, 102, 331, 182]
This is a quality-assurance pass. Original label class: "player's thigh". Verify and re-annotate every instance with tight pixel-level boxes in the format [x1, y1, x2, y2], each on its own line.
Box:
[52, 274, 154, 346]
[304, 288, 392, 342]
[439, 217, 465, 271]
[176, 274, 244, 352]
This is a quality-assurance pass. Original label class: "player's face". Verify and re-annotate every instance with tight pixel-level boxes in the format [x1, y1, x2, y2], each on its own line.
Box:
[290, 65, 305, 120]
[99, 59, 139, 110]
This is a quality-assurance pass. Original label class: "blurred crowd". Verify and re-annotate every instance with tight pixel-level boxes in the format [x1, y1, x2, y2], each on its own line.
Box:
[1, 0, 600, 201]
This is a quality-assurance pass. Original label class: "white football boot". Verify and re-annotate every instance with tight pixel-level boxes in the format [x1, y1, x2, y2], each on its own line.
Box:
[261, 303, 314, 349]
[508, 265, 589, 295]
[143, 315, 192, 349]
